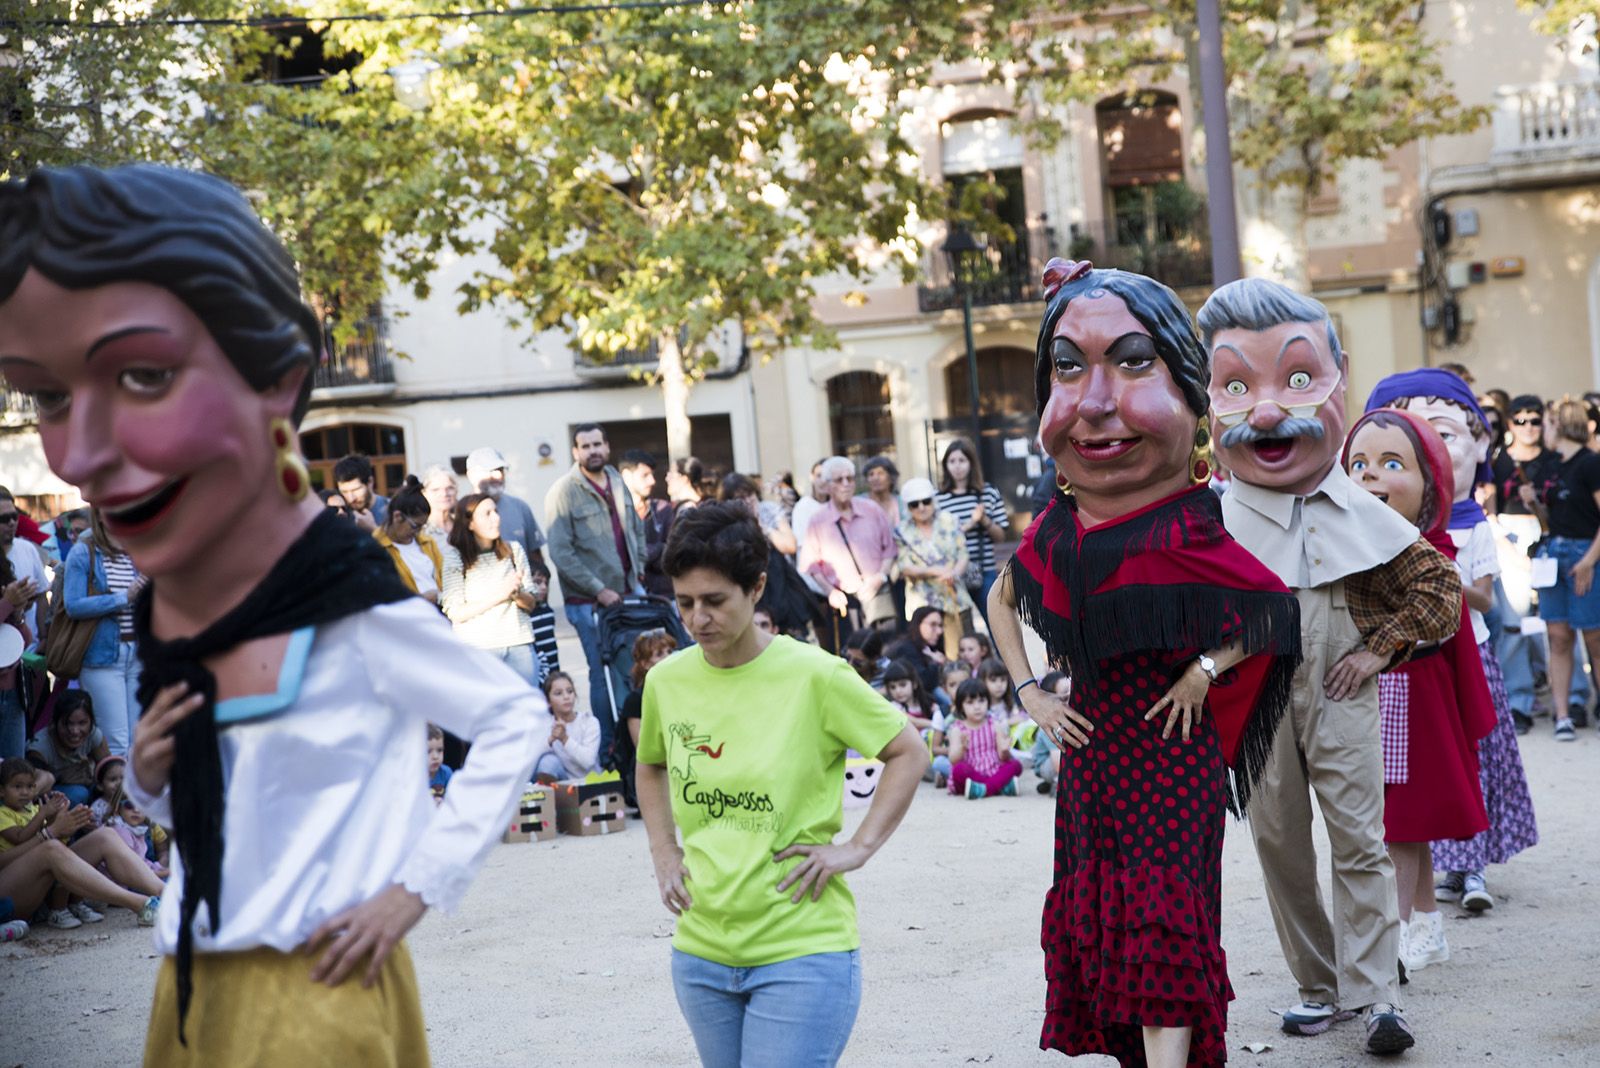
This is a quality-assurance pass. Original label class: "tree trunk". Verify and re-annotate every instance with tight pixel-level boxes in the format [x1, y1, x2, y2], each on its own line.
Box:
[658, 332, 693, 462]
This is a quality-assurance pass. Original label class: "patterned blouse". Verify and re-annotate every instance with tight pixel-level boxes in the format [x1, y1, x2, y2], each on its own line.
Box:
[895, 511, 973, 615]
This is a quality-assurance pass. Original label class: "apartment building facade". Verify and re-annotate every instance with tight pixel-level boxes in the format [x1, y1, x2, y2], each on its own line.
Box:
[2, 0, 1594, 524]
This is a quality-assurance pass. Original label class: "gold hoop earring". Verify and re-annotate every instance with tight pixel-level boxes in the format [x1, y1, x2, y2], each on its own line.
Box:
[1055, 468, 1071, 496]
[1190, 425, 1213, 485]
[270, 418, 310, 502]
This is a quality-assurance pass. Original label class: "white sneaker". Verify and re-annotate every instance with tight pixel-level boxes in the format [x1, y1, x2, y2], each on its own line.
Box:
[46, 908, 82, 930]
[1408, 910, 1450, 971]
[0, 919, 27, 942]
[68, 901, 104, 924]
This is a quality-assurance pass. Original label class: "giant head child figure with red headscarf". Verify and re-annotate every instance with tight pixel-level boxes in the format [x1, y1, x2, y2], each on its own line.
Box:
[1199, 278, 1463, 1055]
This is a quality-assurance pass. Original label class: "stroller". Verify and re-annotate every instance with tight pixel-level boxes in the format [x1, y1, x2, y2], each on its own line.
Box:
[597, 594, 692, 802]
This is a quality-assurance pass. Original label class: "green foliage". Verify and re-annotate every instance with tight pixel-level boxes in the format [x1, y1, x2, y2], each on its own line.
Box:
[987, 0, 1488, 196]
[1519, 0, 1600, 36]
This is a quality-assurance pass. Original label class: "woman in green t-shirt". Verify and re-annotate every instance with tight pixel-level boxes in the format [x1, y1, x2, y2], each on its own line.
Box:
[637, 502, 926, 1068]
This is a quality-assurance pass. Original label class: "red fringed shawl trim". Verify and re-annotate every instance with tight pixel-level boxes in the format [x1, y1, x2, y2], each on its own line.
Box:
[1007, 486, 1301, 815]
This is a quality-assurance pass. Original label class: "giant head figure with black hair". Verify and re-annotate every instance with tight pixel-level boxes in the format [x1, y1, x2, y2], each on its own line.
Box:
[0, 164, 322, 580]
[1032, 257, 1212, 524]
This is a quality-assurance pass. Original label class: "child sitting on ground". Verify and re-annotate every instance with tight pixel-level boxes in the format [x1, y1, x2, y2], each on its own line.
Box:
[107, 798, 167, 878]
[88, 754, 126, 827]
[957, 633, 993, 673]
[948, 680, 1023, 799]
[1028, 672, 1071, 795]
[426, 724, 452, 803]
[0, 758, 160, 928]
[979, 657, 1023, 727]
[936, 662, 970, 708]
[883, 659, 937, 729]
[532, 671, 600, 783]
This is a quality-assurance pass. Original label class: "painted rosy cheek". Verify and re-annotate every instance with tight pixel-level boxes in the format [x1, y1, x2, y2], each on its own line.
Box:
[1039, 384, 1077, 455]
[115, 375, 252, 472]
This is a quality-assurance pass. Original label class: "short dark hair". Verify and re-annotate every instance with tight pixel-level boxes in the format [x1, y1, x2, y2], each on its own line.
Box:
[718, 473, 761, 501]
[0, 756, 34, 787]
[333, 454, 374, 485]
[862, 455, 899, 484]
[843, 627, 884, 660]
[618, 449, 657, 473]
[1509, 393, 1544, 417]
[953, 677, 990, 710]
[572, 423, 606, 446]
[661, 501, 767, 591]
[1039, 670, 1069, 694]
[426, 723, 443, 742]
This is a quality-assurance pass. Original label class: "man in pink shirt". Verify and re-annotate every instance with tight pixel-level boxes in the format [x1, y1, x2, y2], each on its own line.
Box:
[800, 456, 897, 632]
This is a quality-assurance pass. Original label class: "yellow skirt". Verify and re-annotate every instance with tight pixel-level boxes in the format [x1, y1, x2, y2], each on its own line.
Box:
[143, 942, 430, 1068]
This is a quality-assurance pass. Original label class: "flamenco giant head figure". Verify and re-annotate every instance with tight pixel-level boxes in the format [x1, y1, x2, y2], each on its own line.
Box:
[1034, 258, 1212, 520]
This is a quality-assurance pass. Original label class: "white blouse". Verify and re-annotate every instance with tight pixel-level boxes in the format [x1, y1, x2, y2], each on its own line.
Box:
[127, 597, 550, 955]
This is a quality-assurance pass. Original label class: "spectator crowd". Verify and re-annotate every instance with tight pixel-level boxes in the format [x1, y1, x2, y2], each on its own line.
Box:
[0, 371, 1583, 978]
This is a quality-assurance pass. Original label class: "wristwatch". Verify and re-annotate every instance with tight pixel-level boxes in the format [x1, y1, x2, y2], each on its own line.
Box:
[1195, 654, 1219, 684]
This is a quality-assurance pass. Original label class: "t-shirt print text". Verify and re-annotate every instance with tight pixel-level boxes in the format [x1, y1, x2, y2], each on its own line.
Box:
[669, 721, 781, 832]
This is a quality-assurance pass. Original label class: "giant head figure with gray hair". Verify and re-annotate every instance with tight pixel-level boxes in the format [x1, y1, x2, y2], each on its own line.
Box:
[1199, 278, 1348, 496]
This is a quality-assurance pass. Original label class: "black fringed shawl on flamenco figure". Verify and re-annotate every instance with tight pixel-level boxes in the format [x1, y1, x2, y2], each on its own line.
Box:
[1008, 483, 1300, 813]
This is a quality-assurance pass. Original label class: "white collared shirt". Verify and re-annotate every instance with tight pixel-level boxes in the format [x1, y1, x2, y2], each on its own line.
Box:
[128, 598, 550, 954]
[1222, 464, 1420, 589]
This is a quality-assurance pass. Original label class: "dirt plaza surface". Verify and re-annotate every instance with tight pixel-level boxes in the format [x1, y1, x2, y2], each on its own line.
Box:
[3, 618, 1595, 1068]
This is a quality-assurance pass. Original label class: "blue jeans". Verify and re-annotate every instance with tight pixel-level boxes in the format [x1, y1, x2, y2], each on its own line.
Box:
[565, 603, 623, 761]
[57, 784, 91, 806]
[0, 688, 24, 761]
[489, 643, 540, 687]
[670, 949, 861, 1068]
[79, 639, 141, 757]
[533, 751, 569, 780]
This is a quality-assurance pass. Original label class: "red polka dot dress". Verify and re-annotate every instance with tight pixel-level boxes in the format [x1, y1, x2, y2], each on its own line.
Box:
[1008, 487, 1299, 1068]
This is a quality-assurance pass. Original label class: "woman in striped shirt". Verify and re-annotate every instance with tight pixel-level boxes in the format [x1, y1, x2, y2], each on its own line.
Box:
[934, 440, 1009, 622]
[440, 494, 541, 685]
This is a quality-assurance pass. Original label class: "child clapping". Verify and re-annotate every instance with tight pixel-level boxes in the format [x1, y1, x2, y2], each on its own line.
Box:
[948, 680, 1023, 799]
[532, 672, 599, 783]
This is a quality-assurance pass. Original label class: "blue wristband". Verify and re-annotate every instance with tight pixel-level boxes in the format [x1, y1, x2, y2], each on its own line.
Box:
[1016, 677, 1038, 693]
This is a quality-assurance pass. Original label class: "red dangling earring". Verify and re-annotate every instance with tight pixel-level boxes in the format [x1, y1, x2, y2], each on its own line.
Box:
[270, 418, 310, 502]
[1055, 469, 1071, 496]
[1190, 425, 1213, 485]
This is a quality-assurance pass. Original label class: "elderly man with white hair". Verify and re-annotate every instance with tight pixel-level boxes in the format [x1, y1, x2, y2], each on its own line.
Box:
[798, 456, 897, 638]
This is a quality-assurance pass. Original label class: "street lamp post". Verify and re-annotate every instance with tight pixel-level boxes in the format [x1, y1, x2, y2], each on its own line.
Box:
[942, 225, 985, 451]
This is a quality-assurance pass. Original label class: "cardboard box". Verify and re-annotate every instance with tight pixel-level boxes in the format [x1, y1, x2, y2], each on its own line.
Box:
[553, 777, 628, 836]
[502, 786, 556, 844]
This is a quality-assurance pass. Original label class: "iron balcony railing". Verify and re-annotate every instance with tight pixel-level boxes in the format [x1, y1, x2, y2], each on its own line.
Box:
[1, 389, 37, 428]
[917, 238, 1043, 313]
[315, 310, 395, 391]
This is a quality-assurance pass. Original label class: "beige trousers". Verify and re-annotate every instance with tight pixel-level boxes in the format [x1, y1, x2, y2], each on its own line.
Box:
[1249, 580, 1401, 1011]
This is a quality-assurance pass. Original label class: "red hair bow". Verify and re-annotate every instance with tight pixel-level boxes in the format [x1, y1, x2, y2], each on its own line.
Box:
[1042, 257, 1093, 300]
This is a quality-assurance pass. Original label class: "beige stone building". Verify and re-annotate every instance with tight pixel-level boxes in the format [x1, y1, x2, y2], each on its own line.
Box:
[3, 1, 1595, 531]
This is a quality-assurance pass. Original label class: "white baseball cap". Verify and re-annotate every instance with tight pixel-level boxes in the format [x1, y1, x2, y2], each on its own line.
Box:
[466, 447, 507, 473]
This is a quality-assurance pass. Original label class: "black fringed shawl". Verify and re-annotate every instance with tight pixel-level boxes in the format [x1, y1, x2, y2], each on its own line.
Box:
[133, 510, 413, 1043]
[1006, 485, 1301, 815]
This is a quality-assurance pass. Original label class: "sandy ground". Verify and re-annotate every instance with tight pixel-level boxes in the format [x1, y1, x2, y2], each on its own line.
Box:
[4, 624, 1599, 1067]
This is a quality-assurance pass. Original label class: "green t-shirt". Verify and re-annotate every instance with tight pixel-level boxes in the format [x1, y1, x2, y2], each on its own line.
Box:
[637, 635, 906, 967]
